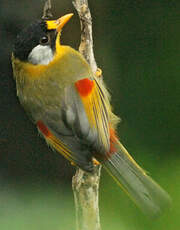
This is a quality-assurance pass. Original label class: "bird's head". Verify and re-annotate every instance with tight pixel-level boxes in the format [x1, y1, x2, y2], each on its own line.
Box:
[13, 13, 73, 65]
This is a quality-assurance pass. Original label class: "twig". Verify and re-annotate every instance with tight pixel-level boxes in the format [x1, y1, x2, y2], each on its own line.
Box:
[73, 0, 97, 73]
[41, 0, 102, 229]
[72, 1, 102, 230]
[72, 166, 101, 230]
[42, 0, 53, 20]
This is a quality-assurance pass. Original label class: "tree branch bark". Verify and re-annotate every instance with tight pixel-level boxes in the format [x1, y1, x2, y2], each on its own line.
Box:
[72, 1, 102, 230]
[73, 0, 97, 72]
[42, 1, 102, 229]
[72, 166, 101, 230]
[42, 0, 53, 20]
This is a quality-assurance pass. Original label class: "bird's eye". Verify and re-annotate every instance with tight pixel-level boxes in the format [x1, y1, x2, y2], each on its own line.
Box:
[40, 36, 49, 45]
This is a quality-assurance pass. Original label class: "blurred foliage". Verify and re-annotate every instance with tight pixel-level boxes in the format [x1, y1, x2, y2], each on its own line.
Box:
[0, 0, 180, 229]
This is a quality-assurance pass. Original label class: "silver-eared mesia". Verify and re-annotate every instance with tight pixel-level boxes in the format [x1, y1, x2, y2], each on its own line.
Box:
[12, 13, 171, 217]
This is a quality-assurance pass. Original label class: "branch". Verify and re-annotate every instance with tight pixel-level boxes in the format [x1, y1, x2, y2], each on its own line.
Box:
[72, 1, 102, 230]
[73, 0, 97, 73]
[72, 166, 101, 230]
[42, 0, 53, 20]
[42, 1, 102, 229]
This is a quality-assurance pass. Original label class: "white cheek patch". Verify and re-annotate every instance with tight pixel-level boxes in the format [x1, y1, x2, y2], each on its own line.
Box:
[28, 45, 54, 65]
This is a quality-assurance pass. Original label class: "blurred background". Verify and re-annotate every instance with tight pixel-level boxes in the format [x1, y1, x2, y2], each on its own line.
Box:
[0, 0, 180, 229]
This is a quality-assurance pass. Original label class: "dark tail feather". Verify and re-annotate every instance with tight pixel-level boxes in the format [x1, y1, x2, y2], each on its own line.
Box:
[102, 141, 171, 217]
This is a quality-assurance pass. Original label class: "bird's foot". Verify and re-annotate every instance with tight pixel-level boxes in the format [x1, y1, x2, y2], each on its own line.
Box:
[95, 68, 102, 78]
[93, 158, 100, 165]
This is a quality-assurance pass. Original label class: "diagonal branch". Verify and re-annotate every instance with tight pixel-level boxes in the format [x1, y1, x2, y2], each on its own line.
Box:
[72, 166, 102, 230]
[72, 1, 102, 230]
[42, 1, 102, 230]
[42, 0, 53, 20]
[73, 0, 97, 73]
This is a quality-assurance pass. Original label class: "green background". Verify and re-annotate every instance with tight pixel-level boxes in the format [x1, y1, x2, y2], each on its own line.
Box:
[0, 0, 179, 229]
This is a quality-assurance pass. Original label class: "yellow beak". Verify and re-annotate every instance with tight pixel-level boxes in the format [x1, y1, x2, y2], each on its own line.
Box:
[46, 13, 73, 32]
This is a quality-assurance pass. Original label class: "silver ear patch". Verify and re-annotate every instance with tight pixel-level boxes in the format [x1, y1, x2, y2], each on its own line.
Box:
[28, 45, 54, 65]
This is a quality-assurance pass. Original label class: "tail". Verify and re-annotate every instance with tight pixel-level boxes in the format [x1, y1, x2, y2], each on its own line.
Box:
[102, 141, 171, 217]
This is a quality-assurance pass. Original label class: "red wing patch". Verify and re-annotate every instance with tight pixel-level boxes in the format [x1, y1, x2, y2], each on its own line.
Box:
[108, 127, 118, 155]
[75, 78, 110, 153]
[37, 120, 51, 137]
[75, 78, 94, 97]
[37, 120, 75, 163]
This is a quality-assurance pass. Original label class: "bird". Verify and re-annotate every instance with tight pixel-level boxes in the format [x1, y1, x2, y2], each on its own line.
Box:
[12, 13, 171, 217]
